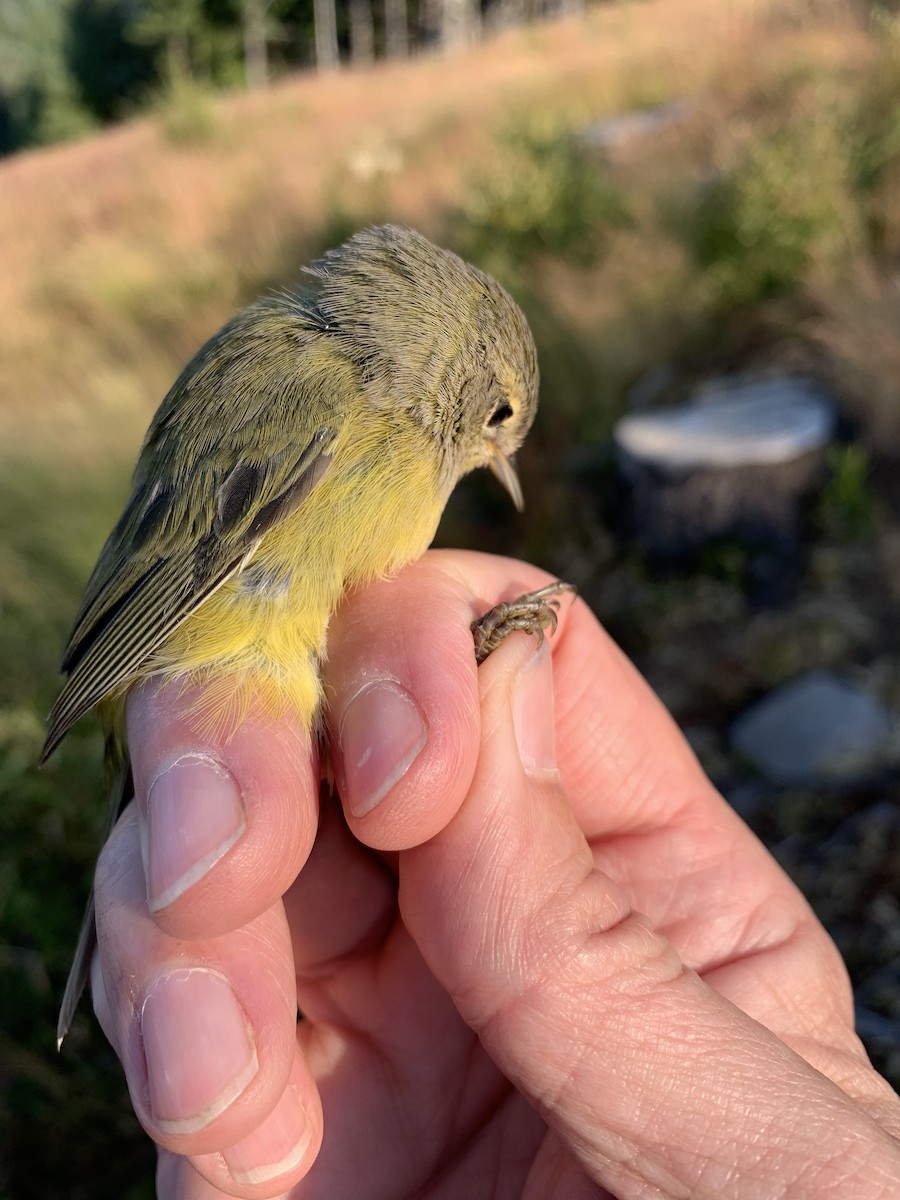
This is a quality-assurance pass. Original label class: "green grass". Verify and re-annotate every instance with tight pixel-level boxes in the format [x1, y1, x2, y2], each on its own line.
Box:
[816, 443, 877, 541]
[0, 449, 157, 1198]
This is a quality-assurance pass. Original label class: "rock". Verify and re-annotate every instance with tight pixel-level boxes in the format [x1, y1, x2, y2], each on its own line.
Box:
[729, 670, 897, 785]
[613, 375, 836, 557]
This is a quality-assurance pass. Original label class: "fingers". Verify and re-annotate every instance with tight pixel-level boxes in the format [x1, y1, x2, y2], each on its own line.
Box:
[121, 551, 555, 943]
[322, 550, 562, 850]
[104, 679, 325, 1195]
[399, 632, 900, 1199]
[126, 678, 320, 940]
[322, 553, 860, 1066]
[156, 1152, 293, 1200]
[322, 552, 484, 849]
[92, 803, 322, 1195]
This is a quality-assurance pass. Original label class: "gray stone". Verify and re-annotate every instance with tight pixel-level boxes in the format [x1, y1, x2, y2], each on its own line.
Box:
[730, 670, 897, 785]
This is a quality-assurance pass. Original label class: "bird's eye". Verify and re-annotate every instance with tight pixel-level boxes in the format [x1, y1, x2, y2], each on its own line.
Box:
[487, 401, 514, 427]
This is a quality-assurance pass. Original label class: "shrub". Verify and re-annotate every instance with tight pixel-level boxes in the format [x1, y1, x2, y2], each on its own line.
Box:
[689, 109, 860, 307]
[153, 76, 217, 146]
[453, 113, 629, 279]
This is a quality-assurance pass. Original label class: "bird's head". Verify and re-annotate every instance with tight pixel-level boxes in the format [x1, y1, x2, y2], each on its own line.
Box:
[308, 224, 538, 508]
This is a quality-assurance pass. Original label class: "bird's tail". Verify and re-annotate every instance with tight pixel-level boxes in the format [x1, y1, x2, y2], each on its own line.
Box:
[58, 722, 132, 1049]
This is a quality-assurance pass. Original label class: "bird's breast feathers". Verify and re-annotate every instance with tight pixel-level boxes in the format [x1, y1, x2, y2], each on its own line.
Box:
[143, 422, 444, 735]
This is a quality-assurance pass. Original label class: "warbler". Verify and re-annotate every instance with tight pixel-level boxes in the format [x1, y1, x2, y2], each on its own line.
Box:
[44, 224, 553, 1046]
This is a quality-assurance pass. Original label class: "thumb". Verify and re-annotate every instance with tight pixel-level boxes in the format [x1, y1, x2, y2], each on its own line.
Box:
[398, 633, 897, 1199]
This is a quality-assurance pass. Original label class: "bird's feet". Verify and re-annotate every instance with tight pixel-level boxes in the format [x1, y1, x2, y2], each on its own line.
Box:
[471, 581, 576, 664]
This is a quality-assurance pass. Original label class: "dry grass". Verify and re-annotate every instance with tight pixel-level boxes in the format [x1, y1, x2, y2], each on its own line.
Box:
[0, 0, 864, 454]
[811, 261, 900, 451]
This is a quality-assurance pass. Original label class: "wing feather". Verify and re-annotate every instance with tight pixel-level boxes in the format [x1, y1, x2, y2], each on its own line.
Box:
[43, 294, 347, 762]
[43, 549, 245, 761]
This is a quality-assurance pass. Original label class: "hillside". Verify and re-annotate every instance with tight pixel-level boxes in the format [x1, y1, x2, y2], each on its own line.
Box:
[0, 0, 785, 447]
[2, 1, 899, 1196]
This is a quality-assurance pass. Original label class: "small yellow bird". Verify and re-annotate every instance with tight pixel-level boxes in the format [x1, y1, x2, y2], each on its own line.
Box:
[44, 224, 551, 1045]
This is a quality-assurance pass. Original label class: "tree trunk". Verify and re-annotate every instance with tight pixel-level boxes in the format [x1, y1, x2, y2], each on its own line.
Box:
[440, 0, 478, 52]
[314, 0, 340, 70]
[242, 0, 269, 88]
[485, 0, 520, 31]
[384, 0, 408, 59]
[349, 0, 374, 65]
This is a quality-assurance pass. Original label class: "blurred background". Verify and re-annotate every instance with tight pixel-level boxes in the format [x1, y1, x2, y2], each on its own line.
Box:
[2, 0, 900, 1194]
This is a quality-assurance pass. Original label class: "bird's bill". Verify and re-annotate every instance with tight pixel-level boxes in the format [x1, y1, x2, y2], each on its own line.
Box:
[488, 446, 524, 512]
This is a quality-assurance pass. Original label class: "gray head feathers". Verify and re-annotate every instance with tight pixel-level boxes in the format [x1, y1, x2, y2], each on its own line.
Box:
[305, 225, 537, 438]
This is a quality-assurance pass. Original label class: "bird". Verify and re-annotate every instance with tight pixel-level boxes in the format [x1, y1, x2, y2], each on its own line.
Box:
[44, 224, 550, 1046]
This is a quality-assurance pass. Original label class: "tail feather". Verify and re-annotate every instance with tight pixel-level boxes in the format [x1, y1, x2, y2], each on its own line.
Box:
[57, 892, 98, 1049]
[58, 728, 132, 1048]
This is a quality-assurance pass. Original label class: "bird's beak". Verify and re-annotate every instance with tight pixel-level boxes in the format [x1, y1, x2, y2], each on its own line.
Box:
[487, 445, 524, 512]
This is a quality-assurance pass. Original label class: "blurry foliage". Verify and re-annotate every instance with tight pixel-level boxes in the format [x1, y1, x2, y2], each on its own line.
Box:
[0, 0, 589, 156]
[0, 0, 98, 149]
[0, 0, 173, 152]
[152, 72, 218, 144]
[696, 539, 754, 590]
[809, 263, 900, 451]
[816, 444, 877, 541]
[0, 0, 266, 153]
[688, 107, 860, 307]
[130, 0, 250, 89]
[67, 0, 158, 124]
[0, 453, 156, 1197]
[453, 114, 630, 280]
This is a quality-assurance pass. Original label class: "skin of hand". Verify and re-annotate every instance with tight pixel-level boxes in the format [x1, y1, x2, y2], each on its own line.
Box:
[87, 549, 900, 1200]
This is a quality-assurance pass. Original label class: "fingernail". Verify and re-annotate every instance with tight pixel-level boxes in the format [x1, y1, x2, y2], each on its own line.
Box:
[224, 1086, 313, 1185]
[338, 679, 428, 817]
[140, 968, 258, 1134]
[143, 754, 246, 912]
[513, 641, 558, 775]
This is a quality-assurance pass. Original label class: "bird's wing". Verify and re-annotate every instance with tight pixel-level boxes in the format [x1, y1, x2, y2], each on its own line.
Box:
[43, 428, 336, 762]
[43, 310, 343, 761]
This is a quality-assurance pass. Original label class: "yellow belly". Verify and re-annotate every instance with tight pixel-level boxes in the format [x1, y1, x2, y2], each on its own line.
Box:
[145, 421, 445, 739]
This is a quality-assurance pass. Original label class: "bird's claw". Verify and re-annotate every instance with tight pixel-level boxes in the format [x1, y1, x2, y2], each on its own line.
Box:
[471, 581, 576, 664]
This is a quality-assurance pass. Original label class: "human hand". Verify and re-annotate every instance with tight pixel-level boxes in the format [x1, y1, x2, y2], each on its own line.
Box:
[88, 550, 900, 1198]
